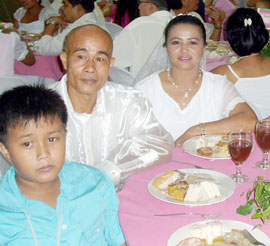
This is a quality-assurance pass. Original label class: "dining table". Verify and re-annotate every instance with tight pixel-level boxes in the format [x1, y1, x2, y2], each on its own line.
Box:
[118, 136, 270, 246]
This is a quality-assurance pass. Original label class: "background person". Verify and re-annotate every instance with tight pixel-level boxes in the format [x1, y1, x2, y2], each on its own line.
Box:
[135, 15, 257, 145]
[211, 8, 270, 120]
[33, 0, 107, 56]
[49, 24, 174, 186]
[0, 85, 126, 245]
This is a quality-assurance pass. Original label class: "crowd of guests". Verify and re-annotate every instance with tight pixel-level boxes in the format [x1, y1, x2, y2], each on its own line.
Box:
[0, 0, 269, 244]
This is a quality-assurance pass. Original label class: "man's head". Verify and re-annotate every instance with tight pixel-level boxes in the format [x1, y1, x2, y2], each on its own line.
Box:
[139, 0, 168, 17]
[0, 85, 68, 185]
[61, 25, 115, 112]
[60, 0, 95, 23]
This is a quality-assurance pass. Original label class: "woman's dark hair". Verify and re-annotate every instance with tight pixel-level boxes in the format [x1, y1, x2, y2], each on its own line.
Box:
[114, 0, 139, 26]
[226, 8, 269, 56]
[69, 0, 95, 13]
[166, 0, 183, 10]
[164, 14, 206, 46]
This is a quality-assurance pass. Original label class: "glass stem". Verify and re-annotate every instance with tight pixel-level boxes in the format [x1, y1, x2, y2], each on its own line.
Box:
[235, 163, 242, 176]
[262, 151, 269, 163]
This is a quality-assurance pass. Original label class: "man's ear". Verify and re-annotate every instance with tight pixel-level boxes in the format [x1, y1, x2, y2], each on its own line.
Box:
[149, 3, 158, 14]
[0, 143, 12, 164]
[109, 57, 115, 69]
[60, 51, 68, 71]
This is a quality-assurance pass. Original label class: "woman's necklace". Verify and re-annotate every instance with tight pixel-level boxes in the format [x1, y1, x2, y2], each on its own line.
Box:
[167, 68, 202, 106]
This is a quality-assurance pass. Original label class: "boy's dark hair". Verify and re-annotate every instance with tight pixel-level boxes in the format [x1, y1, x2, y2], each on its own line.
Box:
[0, 85, 68, 146]
[68, 0, 95, 13]
[227, 8, 269, 56]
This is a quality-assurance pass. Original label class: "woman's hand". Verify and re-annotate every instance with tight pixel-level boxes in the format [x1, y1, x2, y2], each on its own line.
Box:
[175, 125, 200, 147]
[2, 28, 19, 35]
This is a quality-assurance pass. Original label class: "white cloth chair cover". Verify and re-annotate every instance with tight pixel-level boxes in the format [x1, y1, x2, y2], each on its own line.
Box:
[0, 33, 14, 76]
[109, 66, 134, 86]
[105, 22, 123, 39]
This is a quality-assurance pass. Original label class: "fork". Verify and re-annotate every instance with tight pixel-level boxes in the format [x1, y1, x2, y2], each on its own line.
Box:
[171, 160, 211, 169]
[154, 211, 223, 219]
[242, 229, 266, 246]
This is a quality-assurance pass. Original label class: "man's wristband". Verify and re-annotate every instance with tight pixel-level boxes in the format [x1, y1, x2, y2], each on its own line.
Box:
[46, 19, 58, 27]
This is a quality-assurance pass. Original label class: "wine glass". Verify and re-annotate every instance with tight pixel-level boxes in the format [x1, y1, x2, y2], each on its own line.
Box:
[228, 130, 252, 183]
[255, 118, 270, 168]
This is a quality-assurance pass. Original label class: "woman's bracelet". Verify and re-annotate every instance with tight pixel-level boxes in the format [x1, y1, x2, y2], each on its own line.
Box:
[200, 123, 205, 137]
[214, 25, 222, 30]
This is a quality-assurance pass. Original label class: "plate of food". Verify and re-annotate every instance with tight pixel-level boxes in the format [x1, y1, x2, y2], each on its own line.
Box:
[183, 135, 231, 160]
[206, 40, 234, 57]
[148, 169, 235, 206]
[167, 220, 270, 246]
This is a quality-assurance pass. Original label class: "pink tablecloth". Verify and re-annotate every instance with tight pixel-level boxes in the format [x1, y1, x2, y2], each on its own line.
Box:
[118, 139, 270, 246]
[14, 54, 65, 80]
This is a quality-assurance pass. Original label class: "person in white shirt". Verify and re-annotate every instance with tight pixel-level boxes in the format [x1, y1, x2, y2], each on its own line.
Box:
[49, 24, 174, 187]
[113, 0, 173, 78]
[33, 0, 106, 56]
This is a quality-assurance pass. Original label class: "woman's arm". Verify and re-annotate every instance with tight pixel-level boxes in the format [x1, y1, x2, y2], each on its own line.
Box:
[176, 102, 257, 146]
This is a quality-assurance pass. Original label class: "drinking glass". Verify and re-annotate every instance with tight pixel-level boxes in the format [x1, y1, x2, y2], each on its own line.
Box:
[228, 131, 252, 183]
[255, 118, 270, 168]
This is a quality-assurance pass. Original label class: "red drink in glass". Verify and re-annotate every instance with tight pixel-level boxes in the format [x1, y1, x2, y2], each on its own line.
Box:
[255, 118, 270, 168]
[229, 139, 252, 163]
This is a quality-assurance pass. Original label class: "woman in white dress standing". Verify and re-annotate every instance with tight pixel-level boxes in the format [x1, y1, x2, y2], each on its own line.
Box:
[135, 14, 257, 145]
[211, 8, 270, 120]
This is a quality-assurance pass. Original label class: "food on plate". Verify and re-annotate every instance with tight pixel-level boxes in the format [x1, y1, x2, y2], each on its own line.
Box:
[177, 237, 206, 246]
[197, 147, 213, 157]
[195, 136, 229, 158]
[190, 221, 222, 244]
[152, 170, 221, 202]
[177, 222, 255, 246]
[206, 40, 234, 57]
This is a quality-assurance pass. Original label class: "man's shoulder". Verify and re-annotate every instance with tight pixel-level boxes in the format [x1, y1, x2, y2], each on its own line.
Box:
[103, 81, 142, 97]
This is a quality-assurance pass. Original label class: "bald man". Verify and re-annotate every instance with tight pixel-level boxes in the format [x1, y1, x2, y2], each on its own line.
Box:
[49, 24, 173, 187]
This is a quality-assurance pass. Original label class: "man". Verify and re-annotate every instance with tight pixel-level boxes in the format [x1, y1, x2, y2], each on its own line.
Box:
[112, 0, 173, 78]
[49, 24, 173, 185]
[34, 0, 106, 56]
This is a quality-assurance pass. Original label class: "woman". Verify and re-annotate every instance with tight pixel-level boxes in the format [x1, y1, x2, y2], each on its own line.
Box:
[13, 0, 57, 34]
[135, 15, 257, 145]
[211, 8, 270, 120]
[113, 0, 139, 27]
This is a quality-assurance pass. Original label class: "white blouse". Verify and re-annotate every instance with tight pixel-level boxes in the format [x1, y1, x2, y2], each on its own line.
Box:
[14, 6, 58, 34]
[136, 71, 245, 140]
[49, 75, 174, 184]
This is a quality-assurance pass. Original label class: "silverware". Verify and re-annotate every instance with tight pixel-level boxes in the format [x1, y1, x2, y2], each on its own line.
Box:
[242, 229, 266, 246]
[171, 160, 211, 170]
[154, 211, 223, 219]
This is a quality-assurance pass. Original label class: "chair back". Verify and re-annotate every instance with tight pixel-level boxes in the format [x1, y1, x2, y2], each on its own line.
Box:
[109, 66, 134, 86]
[0, 33, 14, 76]
[105, 22, 123, 39]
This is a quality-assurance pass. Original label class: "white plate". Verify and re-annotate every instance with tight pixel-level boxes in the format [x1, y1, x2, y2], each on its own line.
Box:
[183, 135, 231, 160]
[167, 220, 270, 246]
[148, 169, 235, 206]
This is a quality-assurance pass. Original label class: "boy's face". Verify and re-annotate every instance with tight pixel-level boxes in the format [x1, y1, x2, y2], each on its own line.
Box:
[0, 117, 66, 186]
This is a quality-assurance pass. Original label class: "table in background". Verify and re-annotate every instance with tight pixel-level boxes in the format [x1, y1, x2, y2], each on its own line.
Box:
[118, 138, 270, 246]
[14, 54, 65, 81]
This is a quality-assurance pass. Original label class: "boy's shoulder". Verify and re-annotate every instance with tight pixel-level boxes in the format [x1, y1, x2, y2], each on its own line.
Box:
[60, 161, 115, 196]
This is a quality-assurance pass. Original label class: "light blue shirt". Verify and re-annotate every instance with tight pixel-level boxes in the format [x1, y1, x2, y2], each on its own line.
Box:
[0, 162, 125, 246]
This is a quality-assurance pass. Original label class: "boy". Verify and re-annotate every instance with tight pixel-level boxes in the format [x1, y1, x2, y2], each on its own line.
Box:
[0, 85, 126, 245]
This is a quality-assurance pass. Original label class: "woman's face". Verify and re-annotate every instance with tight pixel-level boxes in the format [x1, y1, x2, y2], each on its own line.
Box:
[166, 23, 205, 71]
[60, 0, 80, 23]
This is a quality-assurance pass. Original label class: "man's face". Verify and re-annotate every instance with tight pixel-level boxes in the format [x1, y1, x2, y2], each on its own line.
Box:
[60, 0, 79, 23]
[61, 26, 115, 101]
[139, 0, 154, 16]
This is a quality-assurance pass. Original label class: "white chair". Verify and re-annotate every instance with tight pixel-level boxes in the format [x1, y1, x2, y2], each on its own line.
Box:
[105, 22, 123, 39]
[109, 66, 134, 86]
